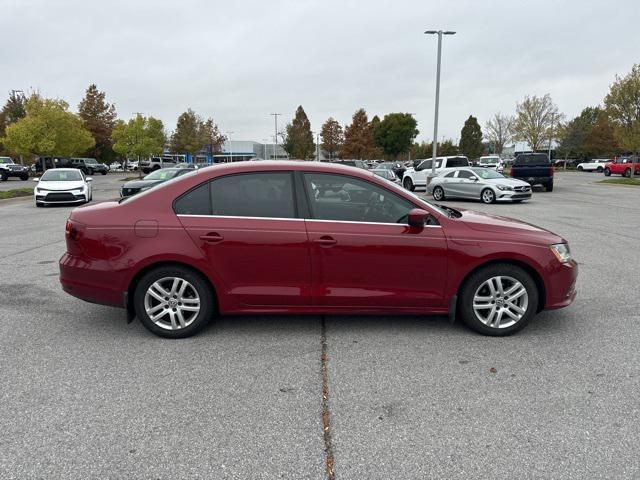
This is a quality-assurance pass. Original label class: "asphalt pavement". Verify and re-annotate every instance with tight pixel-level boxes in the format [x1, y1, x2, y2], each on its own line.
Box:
[0, 171, 638, 479]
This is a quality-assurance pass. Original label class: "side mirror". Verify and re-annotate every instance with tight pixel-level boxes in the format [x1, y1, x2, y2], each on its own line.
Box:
[33, 177, 40, 182]
[408, 208, 429, 228]
[471, 176, 479, 181]
[86, 177, 93, 182]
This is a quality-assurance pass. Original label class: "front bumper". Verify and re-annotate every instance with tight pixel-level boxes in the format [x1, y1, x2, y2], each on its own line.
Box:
[495, 190, 532, 201]
[544, 259, 578, 310]
[35, 191, 86, 204]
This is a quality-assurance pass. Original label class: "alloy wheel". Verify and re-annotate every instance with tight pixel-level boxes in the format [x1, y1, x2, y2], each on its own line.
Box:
[472, 275, 528, 329]
[143, 276, 201, 330]
[482, 189, 495, 203]
[433, 187, 444, 200]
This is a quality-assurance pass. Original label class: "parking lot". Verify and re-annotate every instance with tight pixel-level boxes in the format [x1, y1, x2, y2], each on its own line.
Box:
[1, 171, 639, 479]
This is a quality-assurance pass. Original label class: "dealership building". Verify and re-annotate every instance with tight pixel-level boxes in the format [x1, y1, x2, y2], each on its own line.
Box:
[174, 141, 290, 164]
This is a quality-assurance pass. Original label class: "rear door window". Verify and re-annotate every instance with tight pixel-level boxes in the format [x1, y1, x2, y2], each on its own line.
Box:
[211, 172, 296, 218]
[174, 183, 212, 215]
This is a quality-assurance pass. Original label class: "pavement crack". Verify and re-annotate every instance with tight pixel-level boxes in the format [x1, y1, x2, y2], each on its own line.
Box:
[320, 315, 335, 480]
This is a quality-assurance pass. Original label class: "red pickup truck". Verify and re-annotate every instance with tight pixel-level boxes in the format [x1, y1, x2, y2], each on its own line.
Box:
[604, 157, 640, 177]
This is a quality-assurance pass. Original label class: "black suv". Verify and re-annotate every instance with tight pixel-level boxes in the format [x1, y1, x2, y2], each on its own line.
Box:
[71, 158, 109, 175]
[510, 153, 554, 191]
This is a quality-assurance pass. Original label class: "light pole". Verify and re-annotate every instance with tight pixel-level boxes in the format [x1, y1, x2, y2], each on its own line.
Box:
[270, 114, 281, 159]
[316, 133, 320, 161]
[408, 112, 416, 163]
[425, 30, 456, 180]
[226, 131, 235, 162]
[10, 90, 25, 165]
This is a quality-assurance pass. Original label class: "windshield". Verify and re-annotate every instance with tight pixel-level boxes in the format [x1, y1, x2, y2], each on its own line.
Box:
[144, 169, 179, 180]
[479, 157, 498, 164]
[41, 170, 82, 181]
[514, 154, 549, 165]
[0, 157, 13, 164]
[471, 168, 505, 179]
[83, 158, 98, 164]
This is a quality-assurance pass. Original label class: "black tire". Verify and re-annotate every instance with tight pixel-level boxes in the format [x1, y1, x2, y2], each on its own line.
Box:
[133, 265, 215, 338]
[481, 188, 495, 204]
[624, 168, 631, 178]
[545, 182, 554, 192]
[35, 202, 43, 208]
[458, 263, 539, 336]
[597, 166, 603, 173]
[20, 174, 29, 181]
[0, 172, 7, 182]
[403, 177, 414, 191]
[432, 186, 445, 201]
[577, 165, 583, 171]
[604, 168, 611, 176]
[101, 170, 107, 175]
[152, 165, 161, 171]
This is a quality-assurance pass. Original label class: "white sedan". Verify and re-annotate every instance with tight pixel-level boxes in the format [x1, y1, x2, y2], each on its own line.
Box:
[34, 168, 92, 207]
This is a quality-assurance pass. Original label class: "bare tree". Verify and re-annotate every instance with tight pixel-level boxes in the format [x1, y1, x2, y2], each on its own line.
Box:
[513, 94, 561, 151]
[485, 112, 514, 155]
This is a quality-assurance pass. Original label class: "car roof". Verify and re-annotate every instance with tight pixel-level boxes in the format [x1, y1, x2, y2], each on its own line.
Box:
[44, 168, 81, 172]
[196, 160, 376, 177]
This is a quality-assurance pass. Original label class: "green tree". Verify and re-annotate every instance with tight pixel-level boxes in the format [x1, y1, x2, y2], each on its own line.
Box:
[0, 90, 27, 154]
[78, 84, 117, 162]
[170, 109, 206, 156]
[513, 94, 560, 151]
[341, 108, 378, 159]
[605, 64, 640, 155]
[459, 115, 483, 159]
[320, 117, 344, 159]
[557, 107, 602, 160]
[112, 114, 166, 167]
[374, 113, 418, 159]
[283, 106, 315, 159]
[2, 95, 94, 161]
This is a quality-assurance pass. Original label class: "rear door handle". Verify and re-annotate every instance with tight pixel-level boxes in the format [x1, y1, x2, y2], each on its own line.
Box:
[199, 233, 224, 244]
[314, 236, 337, 247]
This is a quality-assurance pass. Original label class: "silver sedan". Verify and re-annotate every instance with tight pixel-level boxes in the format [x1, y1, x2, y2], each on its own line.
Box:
[427, 167, 532, 204]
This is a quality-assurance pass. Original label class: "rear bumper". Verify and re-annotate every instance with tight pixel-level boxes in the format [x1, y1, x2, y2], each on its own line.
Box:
[59, 252, 124, 307]
[513, 176, 553, 185]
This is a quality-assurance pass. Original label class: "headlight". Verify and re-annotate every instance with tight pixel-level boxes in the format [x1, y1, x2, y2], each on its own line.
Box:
[550, 243, 571, 263]
[497, 185, 513, 191]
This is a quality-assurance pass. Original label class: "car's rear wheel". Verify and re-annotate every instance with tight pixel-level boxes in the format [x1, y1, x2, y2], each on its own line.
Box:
[481, 188, 495, 204]
[403, 177, 414, 191]
[134, 266, 214, 338]
[458, 263, 538, 336]
[624, 168, 632, 178]
[597, 166, 603, 172]
[432, 186, 445, 201]
[604, 168, 611, 176]
[0, 172, 6, 181]
[545, 182, 554, 192]
[101, 170, 107, 175]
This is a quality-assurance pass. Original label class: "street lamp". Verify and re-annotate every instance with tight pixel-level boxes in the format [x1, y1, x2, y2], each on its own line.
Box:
[226, 131, 235, 162]
[425, 30, 456, 179]
[408, 112, 416, 163]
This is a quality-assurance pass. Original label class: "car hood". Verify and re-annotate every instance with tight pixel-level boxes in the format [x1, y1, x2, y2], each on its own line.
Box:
[456, 209, 564, 244]
[123, 179, 163, 189]
[484, 178, 529, 187]
[37, 180, 85, 190]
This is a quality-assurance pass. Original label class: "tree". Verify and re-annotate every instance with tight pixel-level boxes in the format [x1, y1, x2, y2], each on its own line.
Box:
[411, 139, 458, 160]
[320, 117, 344, 159]
[341, 108, 378, 159]
[283, 106, 315, 159]
[556, 107, 601, 160]
[112, 114, 166, 164]
[2, 95, 94, 160]
[459, 115, 483, 159]
[484, 113, 514, 155]
[170, 109, 206, 156]
[374, 113, 418, 159]
[0, 90, 27, 154]
[604, 64, 640, 154]
[584, 113, 619, 157]
[439, 139, 459, 156]
[202, 118, 226, 155]
[78, 84, 117, 162]
[513, 94, 560, 151]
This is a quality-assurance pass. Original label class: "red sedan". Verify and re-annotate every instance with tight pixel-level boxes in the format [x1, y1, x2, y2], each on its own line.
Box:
[60, 161, 577, 338]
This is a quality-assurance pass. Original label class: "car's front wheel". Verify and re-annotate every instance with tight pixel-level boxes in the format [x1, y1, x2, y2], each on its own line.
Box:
[597, 166, 603, 173]
[624, 168, 632, 178]
[577, 165, 583, 171]
[481, 188, 495, 204]
[403, 177, 414, 191]
[604, 168, 611, 176]
[458, 263, 538, 336]
[133, 265, 215, 338]
[432, 186, 445, 201]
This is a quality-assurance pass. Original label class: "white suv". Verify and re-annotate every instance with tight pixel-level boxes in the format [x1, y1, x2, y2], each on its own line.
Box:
[577, 159, 609, 172]
[477, 155, 504, 173]
[402, 156, 469, 191]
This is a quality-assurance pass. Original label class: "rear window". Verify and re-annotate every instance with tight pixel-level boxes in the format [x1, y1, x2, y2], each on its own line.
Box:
[514, 154, 550, 166]
[174, 183, 211, 215]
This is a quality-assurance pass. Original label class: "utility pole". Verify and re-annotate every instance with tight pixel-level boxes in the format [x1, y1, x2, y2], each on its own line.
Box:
[226, 131, 235, 162]
[10, 90, 25, 165]
[132, 112, 144, 176]
[548, 113, 555, 161]
[270, 114, 281, 159]
[316, 133, 320, 161]
[425, 30, 456, 181]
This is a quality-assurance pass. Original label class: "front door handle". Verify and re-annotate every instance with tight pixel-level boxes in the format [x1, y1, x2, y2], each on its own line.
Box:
[314, 235, 337, 247]
[200, 232, 224, 244]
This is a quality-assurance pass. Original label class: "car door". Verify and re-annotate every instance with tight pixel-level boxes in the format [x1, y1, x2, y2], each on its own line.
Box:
[302, 172, 448, 309]
[455, 169, 483, 198]
[176, 171, 312, 307]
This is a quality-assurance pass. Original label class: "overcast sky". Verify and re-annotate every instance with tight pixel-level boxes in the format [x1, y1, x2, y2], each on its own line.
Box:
[1, 0, 638, 143]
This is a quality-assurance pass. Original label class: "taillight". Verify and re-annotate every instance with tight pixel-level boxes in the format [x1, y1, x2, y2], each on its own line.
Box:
[65, 219, 86, 255]
[550, 166, 555, 176]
